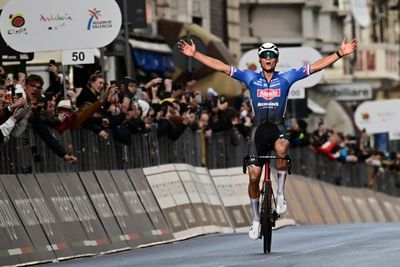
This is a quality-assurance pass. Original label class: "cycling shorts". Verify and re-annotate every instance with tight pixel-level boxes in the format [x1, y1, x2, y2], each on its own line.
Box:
[248, 120, 288, 167]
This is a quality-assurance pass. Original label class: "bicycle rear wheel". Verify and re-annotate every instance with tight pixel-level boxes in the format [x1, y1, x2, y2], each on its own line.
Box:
[261, 182, 272, 253]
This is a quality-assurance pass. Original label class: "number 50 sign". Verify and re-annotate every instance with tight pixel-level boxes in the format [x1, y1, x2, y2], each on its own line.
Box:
[62, 49, 95, 66]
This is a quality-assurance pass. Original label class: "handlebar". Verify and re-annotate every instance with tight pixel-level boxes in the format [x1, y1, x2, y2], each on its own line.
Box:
[242, 154, 291, 175]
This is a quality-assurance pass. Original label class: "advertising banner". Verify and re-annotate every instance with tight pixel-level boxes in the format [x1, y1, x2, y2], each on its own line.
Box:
[0, 177, 39, 265]
[143, 166, 192, 240]
[110, 170, 161, 245]
[126, 169, 173, 242]
[301, 178, 338, 224]
[0, 0, 122, 52]
[78, 172, 129, 251]
[93, 170, 143, 247]
[228, 167, 253, 223]
[174, 164, 213, 232]
[34, 173, 96, 256]
[354, 99, 400, 134]
[337, 187, 363, 223]
[194, 167, 231, 232]
[0, 18, 34, 61]
[209, 169, 250, 231]
[16, 174, 74, 259]
[57, 172, 111, 253]
[1, 174, 55, 263]
[160, 165, 204, 234]
[375, 192, 400, 221]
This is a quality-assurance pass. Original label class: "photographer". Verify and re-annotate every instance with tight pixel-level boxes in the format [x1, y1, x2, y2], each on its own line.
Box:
[0, 86, 29, 144]
[209, 95, 234, 133]
[74, 72, 117, 140]
[44, 60, 64, 99]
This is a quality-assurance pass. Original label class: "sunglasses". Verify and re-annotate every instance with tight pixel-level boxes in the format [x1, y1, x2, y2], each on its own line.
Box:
[259, 51, 278, 59]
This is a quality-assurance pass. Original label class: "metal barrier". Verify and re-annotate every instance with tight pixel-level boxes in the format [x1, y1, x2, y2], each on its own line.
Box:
[1, 126, 399, 196]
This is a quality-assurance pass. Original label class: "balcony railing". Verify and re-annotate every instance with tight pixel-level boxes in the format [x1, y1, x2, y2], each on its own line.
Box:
[354, 44, 400, 81]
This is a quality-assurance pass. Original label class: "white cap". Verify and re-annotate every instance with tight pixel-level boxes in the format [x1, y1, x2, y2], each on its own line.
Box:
[57, 99, 72, 110]
[138, 99, 150, 119]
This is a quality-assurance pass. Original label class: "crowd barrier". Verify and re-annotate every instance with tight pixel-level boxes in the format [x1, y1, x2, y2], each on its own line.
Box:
[1, 127, 399, 197]
[0, 164, 400, 266]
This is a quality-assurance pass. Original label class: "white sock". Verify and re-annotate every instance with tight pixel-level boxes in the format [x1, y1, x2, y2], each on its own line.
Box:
[277, 171, 287, 195]
[250, 198, 260, 222]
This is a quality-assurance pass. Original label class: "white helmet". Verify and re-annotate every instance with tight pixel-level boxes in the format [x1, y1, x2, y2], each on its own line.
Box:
[258, 42, 279, 57]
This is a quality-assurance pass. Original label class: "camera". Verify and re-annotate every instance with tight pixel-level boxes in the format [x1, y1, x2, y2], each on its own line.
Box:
[184, 92, 192, 103]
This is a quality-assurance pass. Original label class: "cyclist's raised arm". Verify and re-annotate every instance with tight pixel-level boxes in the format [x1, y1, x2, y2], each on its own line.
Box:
[310, 38, 358, 74]
[178, 39, 231, 75]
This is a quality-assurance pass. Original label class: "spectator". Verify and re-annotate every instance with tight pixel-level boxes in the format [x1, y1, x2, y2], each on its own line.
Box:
[197, 110, 212, 166]
[44, 60, 64, 99]
[0, 85, 29, 144]
[0, 86, 7, 109]
[0, 66, 6, 81]
[317, 130, 343, 160]
[74, 72, 115, 140]
[0, 73, 78, 164]
[310, 121, 330, 148]
[288, 119, 310, 147]
[358, 128, 372, 161]
[366, 151, 385, 188]
[209, 95, 233, 133]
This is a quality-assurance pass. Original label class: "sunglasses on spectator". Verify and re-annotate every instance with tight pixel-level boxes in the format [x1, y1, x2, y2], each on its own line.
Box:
[259, 51, 278, 59]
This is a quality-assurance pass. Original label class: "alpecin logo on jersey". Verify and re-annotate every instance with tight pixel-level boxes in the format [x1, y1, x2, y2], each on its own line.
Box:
[257, 89, 281, 100]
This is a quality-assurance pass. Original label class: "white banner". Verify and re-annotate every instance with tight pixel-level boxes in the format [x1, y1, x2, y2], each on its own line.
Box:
[238, 47, 324, 89]
[0, 0, 121, 52]
[354, 99, 400, 134]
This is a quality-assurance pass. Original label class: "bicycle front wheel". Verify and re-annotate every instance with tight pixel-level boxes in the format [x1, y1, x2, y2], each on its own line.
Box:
[261, 183, 272, 253]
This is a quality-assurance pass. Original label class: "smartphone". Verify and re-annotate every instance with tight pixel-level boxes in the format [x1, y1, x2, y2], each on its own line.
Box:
[110, 80, 117, 86]
[195, 92, 202, 103]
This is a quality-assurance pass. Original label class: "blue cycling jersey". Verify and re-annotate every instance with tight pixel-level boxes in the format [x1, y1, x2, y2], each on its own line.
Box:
[228, 65, 311, 125]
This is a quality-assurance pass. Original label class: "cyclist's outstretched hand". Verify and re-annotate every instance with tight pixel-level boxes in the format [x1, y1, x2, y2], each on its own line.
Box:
[339, 38, 358, 57]
[178, 39, 196, 57]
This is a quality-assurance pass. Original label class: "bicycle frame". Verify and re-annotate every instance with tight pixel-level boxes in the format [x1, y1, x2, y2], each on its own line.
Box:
[243, 154, 291, 253]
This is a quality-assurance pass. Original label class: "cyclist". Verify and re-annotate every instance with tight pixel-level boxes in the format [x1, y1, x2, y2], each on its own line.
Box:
[178, 38, 358, 240]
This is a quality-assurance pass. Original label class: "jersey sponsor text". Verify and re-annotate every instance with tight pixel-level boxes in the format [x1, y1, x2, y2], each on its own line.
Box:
[257, 89, 281, 100]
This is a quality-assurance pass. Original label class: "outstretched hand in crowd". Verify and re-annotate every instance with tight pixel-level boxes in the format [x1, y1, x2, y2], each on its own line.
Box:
[64, 154, 77, 165]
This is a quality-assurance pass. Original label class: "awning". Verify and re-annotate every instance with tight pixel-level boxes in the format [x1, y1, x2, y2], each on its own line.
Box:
[129, 39, 172, 53]
[129, 39, 174, 73]
[307, 98, 326, 115]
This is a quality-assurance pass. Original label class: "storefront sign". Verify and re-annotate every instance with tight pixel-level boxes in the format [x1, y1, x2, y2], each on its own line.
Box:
[318, 83, 372, 101]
